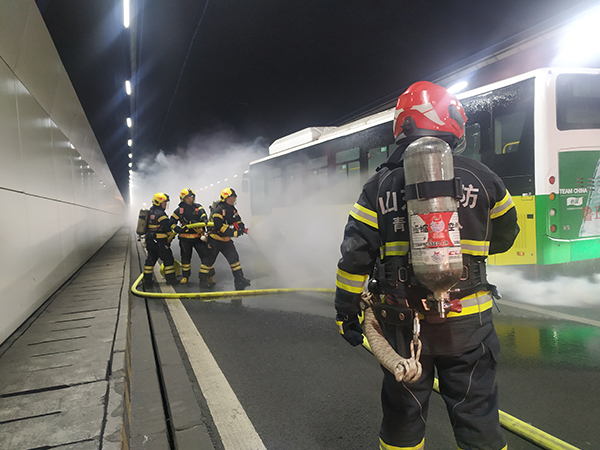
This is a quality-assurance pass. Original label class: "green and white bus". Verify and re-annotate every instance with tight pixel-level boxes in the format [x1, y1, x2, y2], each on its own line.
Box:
[248, 68, 600, 266]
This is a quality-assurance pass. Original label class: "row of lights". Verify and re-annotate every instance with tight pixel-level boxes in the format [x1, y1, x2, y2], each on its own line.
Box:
[124, 0, 133, 192]
[197, 174, 238, 191]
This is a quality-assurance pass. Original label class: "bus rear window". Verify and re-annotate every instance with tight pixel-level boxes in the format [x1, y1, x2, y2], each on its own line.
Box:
[557, 74, 600, 130]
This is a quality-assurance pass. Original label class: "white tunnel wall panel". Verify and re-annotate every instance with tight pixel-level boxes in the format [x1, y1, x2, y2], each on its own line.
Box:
[56, 203, 79, 278]
[0, 190, 35, 344]
[50, 70, 79, 140]
[0, 62, 24, 191]
[0, 0, 126, 344]
[17, 90, 58, 198]
[51, 125, 76, 204]
[25, 195, 64, 302]
[0, 0, 31, 70]
[14, 4, 62, 115]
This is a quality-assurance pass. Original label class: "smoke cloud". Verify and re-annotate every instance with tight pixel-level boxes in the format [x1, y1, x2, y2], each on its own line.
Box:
[130, 131, 352, 291]
[488, 265, 600, 307]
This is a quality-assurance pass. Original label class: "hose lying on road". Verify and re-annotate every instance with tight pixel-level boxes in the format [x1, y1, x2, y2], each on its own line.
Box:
[361, 292, 422, 383]
[130, 273, 335, 300]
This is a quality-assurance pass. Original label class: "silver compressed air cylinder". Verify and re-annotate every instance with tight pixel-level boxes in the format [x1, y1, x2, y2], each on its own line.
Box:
[404, 137, 463, 304]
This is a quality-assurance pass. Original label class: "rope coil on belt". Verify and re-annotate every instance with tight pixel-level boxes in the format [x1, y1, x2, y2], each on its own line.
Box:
[361, 291, 422, 383]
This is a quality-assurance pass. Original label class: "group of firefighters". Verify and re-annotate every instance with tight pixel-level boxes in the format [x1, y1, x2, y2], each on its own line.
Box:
[141, 187, 251, 291]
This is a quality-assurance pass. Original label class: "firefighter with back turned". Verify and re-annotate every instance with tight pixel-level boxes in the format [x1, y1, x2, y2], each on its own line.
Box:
[334, 81, 519, 450]
[143, 192, 178, 287]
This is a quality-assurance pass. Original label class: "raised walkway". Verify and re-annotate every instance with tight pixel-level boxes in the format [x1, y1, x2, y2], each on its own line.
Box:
[0, 227, 214, 449]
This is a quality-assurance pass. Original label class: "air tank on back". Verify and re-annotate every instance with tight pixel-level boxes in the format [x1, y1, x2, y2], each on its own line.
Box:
[404, 137, 463, 317]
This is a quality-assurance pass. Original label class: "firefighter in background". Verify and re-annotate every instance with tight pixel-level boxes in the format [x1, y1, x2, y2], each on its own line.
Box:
[334, 81, 519, 450]
[171, 188, 213, 285]
[201, 188, 251, 290]
[143, 192, 178, 287]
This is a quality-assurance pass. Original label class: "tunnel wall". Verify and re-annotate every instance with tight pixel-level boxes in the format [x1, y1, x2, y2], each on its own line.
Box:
[0, 1, 126, 344]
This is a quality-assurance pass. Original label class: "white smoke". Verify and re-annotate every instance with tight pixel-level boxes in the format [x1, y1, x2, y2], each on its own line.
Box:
[130, 131, 267, 222]
[129, 131, 352, 291]
[487, 265, 600, 307]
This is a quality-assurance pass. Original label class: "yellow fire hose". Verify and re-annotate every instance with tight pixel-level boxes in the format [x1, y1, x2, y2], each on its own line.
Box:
[130, 273, 335, 300]
[130, 261, 580, 450]
[167, 221, 214, 243]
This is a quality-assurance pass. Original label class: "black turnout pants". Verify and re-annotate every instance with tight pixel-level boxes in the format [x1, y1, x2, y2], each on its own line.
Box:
[144, 237, 176, 284]
[379, 321, 506, 450]
[179, 238, 207, 278]
[145, 237, 175, 268]
[202, 237, 244, 280]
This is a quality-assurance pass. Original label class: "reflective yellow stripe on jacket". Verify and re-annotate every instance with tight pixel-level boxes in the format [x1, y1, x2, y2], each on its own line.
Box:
[350, 203, 378, 229]
[490, 190, 515, 219]
[336, 268, 367, 294]
[447, 291, 493, 318]
[460, 239, 490, 257]
[380, 241, 409, 258]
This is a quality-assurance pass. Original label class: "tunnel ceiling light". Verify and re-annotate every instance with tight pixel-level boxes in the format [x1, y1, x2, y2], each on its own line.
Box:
[126, 117, 132, 128]
[128, 139, 132, 146]
[128, 162, 132, 167]
[128, 153, 133, 158]
[448, 81, 468, 94]
[125, 80, 131, 95]
[123, 0, 130, 28]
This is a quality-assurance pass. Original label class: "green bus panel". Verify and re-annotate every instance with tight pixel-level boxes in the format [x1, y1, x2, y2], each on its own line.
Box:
[558, 150, 600, 239]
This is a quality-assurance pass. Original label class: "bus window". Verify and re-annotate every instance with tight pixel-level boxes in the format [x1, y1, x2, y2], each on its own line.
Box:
[494, 111, 527, 154]
[263, 166, 282, 205]
[335, 147, 361, 202]
[335, 147, 360, 164]
[556, 73, 600, 130]
[463, 123, 482, 161]
[285, 162, 303, 200]
[461, 78, 534, 195]
[267, 176, 282, 205]
[368, 147, 389, 173]
[308, 155, 328, 194]
[250, 176, 267, 215]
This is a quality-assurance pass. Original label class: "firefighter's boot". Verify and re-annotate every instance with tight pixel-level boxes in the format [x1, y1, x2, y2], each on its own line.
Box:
[180, 263, 191, 284]
[198, 273, 213, 289]
[143, 266, 154, 289]
[233, 270, 251, 291]
[164, 265, 178, 286]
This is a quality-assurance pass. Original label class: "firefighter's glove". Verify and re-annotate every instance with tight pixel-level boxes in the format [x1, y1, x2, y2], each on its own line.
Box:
[336, 313, 364, 346]
[174, 226, 184, 234]
[233, 222, 245, 236]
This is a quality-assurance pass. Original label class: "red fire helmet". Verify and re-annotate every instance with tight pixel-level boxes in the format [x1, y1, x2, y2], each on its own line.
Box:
[393, 81, 468, 143]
